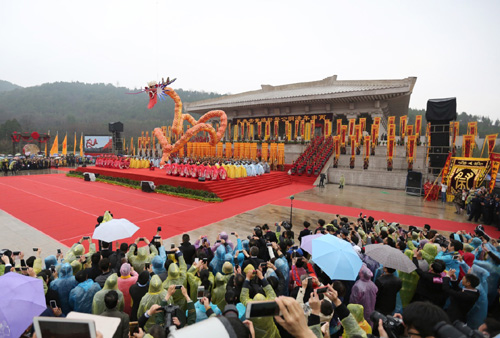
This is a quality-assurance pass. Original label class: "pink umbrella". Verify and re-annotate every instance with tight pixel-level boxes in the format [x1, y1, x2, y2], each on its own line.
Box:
[300, 233, 324, 254]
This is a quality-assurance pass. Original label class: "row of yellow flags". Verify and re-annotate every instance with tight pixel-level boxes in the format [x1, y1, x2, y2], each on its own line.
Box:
[48, 133, 84, 157]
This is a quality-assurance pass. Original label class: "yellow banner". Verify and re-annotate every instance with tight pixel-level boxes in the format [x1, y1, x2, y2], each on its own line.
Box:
[463, 135, 474, 157]
[62, 134, 67, 156]
[348, 119, 356, 135]
[400, 116, 407, 138]
[50, 134, 59, 156]
[447, 157, 490, 196]
[364, 136, 370, 159]
[261, 143, 269, 161]
[359, 118, 366, 132]
[388, 124, 396, 137]
[388, 116, 395, 126]
[415, 115, 422, 136]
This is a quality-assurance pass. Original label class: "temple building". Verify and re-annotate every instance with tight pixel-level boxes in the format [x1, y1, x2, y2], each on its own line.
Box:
[185, 75, 417, 140]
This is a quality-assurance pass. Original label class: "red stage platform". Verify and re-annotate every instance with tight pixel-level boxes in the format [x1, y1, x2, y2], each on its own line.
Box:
[74, 166, 307, 201]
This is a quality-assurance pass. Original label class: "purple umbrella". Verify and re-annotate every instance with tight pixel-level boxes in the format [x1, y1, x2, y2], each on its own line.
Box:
[0, 273, 46, 338]
[300, 233, 324, 254]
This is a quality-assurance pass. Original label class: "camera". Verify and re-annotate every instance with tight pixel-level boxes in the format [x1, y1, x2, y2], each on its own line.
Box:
[281, 221, 292, 230]
[434, 320, 484, 338]
[370, 311, 404, 338]
[163, 304, 180, 331]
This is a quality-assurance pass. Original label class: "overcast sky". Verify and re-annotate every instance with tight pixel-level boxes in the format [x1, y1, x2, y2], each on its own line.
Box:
[1, 0, 499, 119]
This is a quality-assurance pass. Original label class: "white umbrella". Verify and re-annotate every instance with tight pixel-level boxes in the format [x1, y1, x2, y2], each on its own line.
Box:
[364, 244, 416, 273]
[93, 218, 140, 242]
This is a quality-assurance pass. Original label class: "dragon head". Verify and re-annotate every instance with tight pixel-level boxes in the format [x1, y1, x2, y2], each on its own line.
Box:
[145, 77, 177, 109]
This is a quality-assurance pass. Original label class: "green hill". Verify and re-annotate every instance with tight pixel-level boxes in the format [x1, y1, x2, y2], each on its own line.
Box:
[0, 81, 222, 138]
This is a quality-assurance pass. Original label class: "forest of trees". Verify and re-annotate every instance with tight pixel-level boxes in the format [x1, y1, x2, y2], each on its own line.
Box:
[0, 79, 498, 153]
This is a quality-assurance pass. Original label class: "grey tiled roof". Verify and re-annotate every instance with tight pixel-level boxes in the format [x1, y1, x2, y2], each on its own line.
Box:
[186, 76, 416, 110]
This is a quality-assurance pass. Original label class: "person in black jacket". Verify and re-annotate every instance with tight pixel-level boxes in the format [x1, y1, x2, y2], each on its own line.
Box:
[298, 221, 312, 244]
[374, 267, 402, 315]
[442, 270, 480, 323]
[129, 271, 150, 321]
[411, 254, 447, 307]
[179, 234, 196, 267]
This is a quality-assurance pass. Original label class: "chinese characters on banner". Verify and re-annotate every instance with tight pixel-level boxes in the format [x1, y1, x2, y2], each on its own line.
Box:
[445, 157, 490, 197]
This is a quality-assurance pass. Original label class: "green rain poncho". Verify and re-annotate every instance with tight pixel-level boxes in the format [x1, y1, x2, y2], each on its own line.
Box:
[212, 262, 233, 311]
[186, 266, 214, 301]
[212, 273, 228, 312]
[162, 255, 187, 311]
[137, 275, 168, 332]
[346, 304, 372, 338]
[65, 242, 96, 264]
[398, 250, 419, 307]
[241, 280, 279, 338]
[127, 244, 159, 272]
[92, 273, 124, 315]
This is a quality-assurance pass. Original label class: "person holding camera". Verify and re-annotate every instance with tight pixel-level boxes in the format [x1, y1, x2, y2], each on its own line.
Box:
[241, 268, 280, 338]
[375, 301, 450, 338]
[127, 237, 159, 273]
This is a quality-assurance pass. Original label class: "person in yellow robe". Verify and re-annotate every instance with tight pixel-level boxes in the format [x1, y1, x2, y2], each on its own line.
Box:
[226, 164, 236, 179]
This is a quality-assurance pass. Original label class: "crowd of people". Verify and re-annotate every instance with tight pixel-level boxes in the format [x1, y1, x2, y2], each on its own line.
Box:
[448, 184, 500, 230]
[1, 154, 94, 175]
[1, 212, 500, 338]
[96, 154, 273, 180]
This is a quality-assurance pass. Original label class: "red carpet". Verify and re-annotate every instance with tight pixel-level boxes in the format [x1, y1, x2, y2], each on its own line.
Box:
[271, 199, 500, 237]
[0, 173, 314, 247]
[76, 167, 295, 200]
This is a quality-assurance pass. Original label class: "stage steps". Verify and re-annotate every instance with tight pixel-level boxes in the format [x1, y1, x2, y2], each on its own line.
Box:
[206, 172, 292, 200]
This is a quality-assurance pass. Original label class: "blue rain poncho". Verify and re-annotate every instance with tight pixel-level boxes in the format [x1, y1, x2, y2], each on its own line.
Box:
[50, 263, 78, 315]
[466, 263, 490, 329]
[69, 279, 102, 313]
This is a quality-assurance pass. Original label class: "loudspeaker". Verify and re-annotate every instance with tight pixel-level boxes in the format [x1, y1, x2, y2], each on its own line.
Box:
[198, 177, 206, 182]
[108, 122, 124, 133]
[84, 172, 96, 182]
[426, 98, 457, 122]
[428, 122, 451, 175]
[406, 171, 422, 188]
[141, 181, 155, 192]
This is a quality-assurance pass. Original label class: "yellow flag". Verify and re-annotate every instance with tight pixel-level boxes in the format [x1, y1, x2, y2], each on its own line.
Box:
[80, 133, 84, 157]
[62, 133, 68, 156]
[73, 132, 76, 155]
[50, 134, 59, 156]
[45, 142, 47, 157]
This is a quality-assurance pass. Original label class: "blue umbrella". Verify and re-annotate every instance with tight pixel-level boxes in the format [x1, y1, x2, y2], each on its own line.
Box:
[0, 273, 46, 338]
[312, 234, 362, 281]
